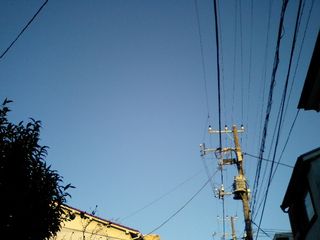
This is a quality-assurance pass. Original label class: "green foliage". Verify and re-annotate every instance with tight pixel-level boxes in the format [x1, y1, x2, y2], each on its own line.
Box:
[0, 99, 73, 240]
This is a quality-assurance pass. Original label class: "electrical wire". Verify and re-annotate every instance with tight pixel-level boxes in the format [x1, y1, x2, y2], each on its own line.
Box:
[194, 0, 217, 196]
[254, 0, 274, 153]
[212, 0, 222, 149]
[253, 110, 300, 220]
[251, 0, 289, 218]
[0, 0, 49, 61]
[251, 220, 272, 239]
[194, 0, 211, 118]
[216, 0, 227, 123]
[271, 109, 300, 178]
[243, 152, 293, 168]
[201, 155, 216, 192]
[255, 102, 283, 216]
[146, 169, 219, 235]
[284, 0, 315, 117]
[212, 0, 224, 237]
[239, 0, 244, 124]
[60, 226, 139, 240]
[255, 1, 304, 238]
[231, 0, 238, 124]
[245, 0, 254, 152]
[120, 169, 203, 221]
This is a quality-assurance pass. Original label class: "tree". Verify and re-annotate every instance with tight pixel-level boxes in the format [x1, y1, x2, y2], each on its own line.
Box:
[0, 99, 73, 240]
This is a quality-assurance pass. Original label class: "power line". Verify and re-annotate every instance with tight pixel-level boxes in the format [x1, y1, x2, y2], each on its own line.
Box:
[284, 0, 315, 117]
[216, 0, 227, 123]
[243, 152, 293, 168]
[253, 109, 300, 220]
[194, 0, 211, 118]
[245, 0, 254, 152]
[212, 0, 222, 149]
[254, 0, 274, 154]
[251, 220, 272, 239]
[251, 0, 289, 218]
[0, 0, 49, 61]
[255, 0, 304, 238]
[231, 0, 238, 124]
[201, 155, 216, 192]
[120, 169, 203, 221]
[239, 0, 244, 124]
[212, 0, 224, 238]
[271, 109, 300, 178]
[146, 169, 219, 235]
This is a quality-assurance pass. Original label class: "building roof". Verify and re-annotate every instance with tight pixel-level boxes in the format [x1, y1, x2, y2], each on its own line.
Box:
[281, 147, 320, 212]
[298, 30, 320, 112]
[272, 232, 293, 240]
[61, 203, 142, 236]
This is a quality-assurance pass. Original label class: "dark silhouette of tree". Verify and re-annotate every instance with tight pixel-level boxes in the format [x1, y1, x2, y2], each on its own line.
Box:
[0, 99, 74, 240]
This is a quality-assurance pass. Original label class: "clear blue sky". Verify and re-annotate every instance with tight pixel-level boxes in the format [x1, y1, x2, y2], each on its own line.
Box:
[1, 0, 319, 239]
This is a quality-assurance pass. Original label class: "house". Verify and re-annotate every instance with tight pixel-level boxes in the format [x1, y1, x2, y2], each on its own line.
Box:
[280, 147, 320, 240]
[272, 232, 293, 240]
[298, 30, 320, 112]
[51, 204, 159, 240]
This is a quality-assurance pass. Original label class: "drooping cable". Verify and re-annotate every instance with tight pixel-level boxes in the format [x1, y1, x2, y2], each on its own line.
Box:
[254, 0, 274, 152]
[284, 0, 315, 117]
[0, 0, 49, 61]
[231, 0, 238, 124]
[255, 1, 304, 238]
[251, 0, 289, 218]
[245, 0, 254, 168]
[254, 102, 283, 216]
[239, 0, 244, 124]
[201, 117, 216, 192]
[212, 0, 222, 149]
[212, 0, 224, 237]
[244, 152, 293, 168]
[271, 110, 300, 179]
[120, 169, 203, 222]
[194, 0, 211, 118]
[253, 110, 300, 220]
[251, 220, 272, 239]
[194, 0, 217, 197]
[146, 169, 219, 235]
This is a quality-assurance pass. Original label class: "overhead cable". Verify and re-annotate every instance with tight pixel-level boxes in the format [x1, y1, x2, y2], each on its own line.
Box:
[120, 169, 203, 221]
[231, 0, 238, 124]
[251, 0, 289, 218]
[284, 0, 315, 117]
[255, 0, 274, 152]
[251, 220, 272, 239]
[0, 0, 49, 61]
[271, 109, 300, 178]
[212, 0, 225, 238]
[255, 1, 304, 238]
[253, 109, 300, 220]
[212, 0, 222, 149]
[243, 152, 293, 168]
[194, 0, 211, 118]
[146, 169, 219, 235]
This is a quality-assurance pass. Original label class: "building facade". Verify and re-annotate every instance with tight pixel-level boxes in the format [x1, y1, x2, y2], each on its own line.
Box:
[281, 148, 320, 240]
[51, 204, 158, 240]
[272, 232, 293, 240]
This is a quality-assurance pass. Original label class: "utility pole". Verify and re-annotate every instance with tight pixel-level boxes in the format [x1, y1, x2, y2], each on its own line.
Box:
[200, 125, 253, 240]
[231, 125, 253, 240]
[230, 216, 237, 240]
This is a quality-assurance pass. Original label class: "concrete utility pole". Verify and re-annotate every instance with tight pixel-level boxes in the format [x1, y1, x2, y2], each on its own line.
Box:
[231, 126, 253, 240]
[230, 216, 237, 240]
[200, 125, 253, 240]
